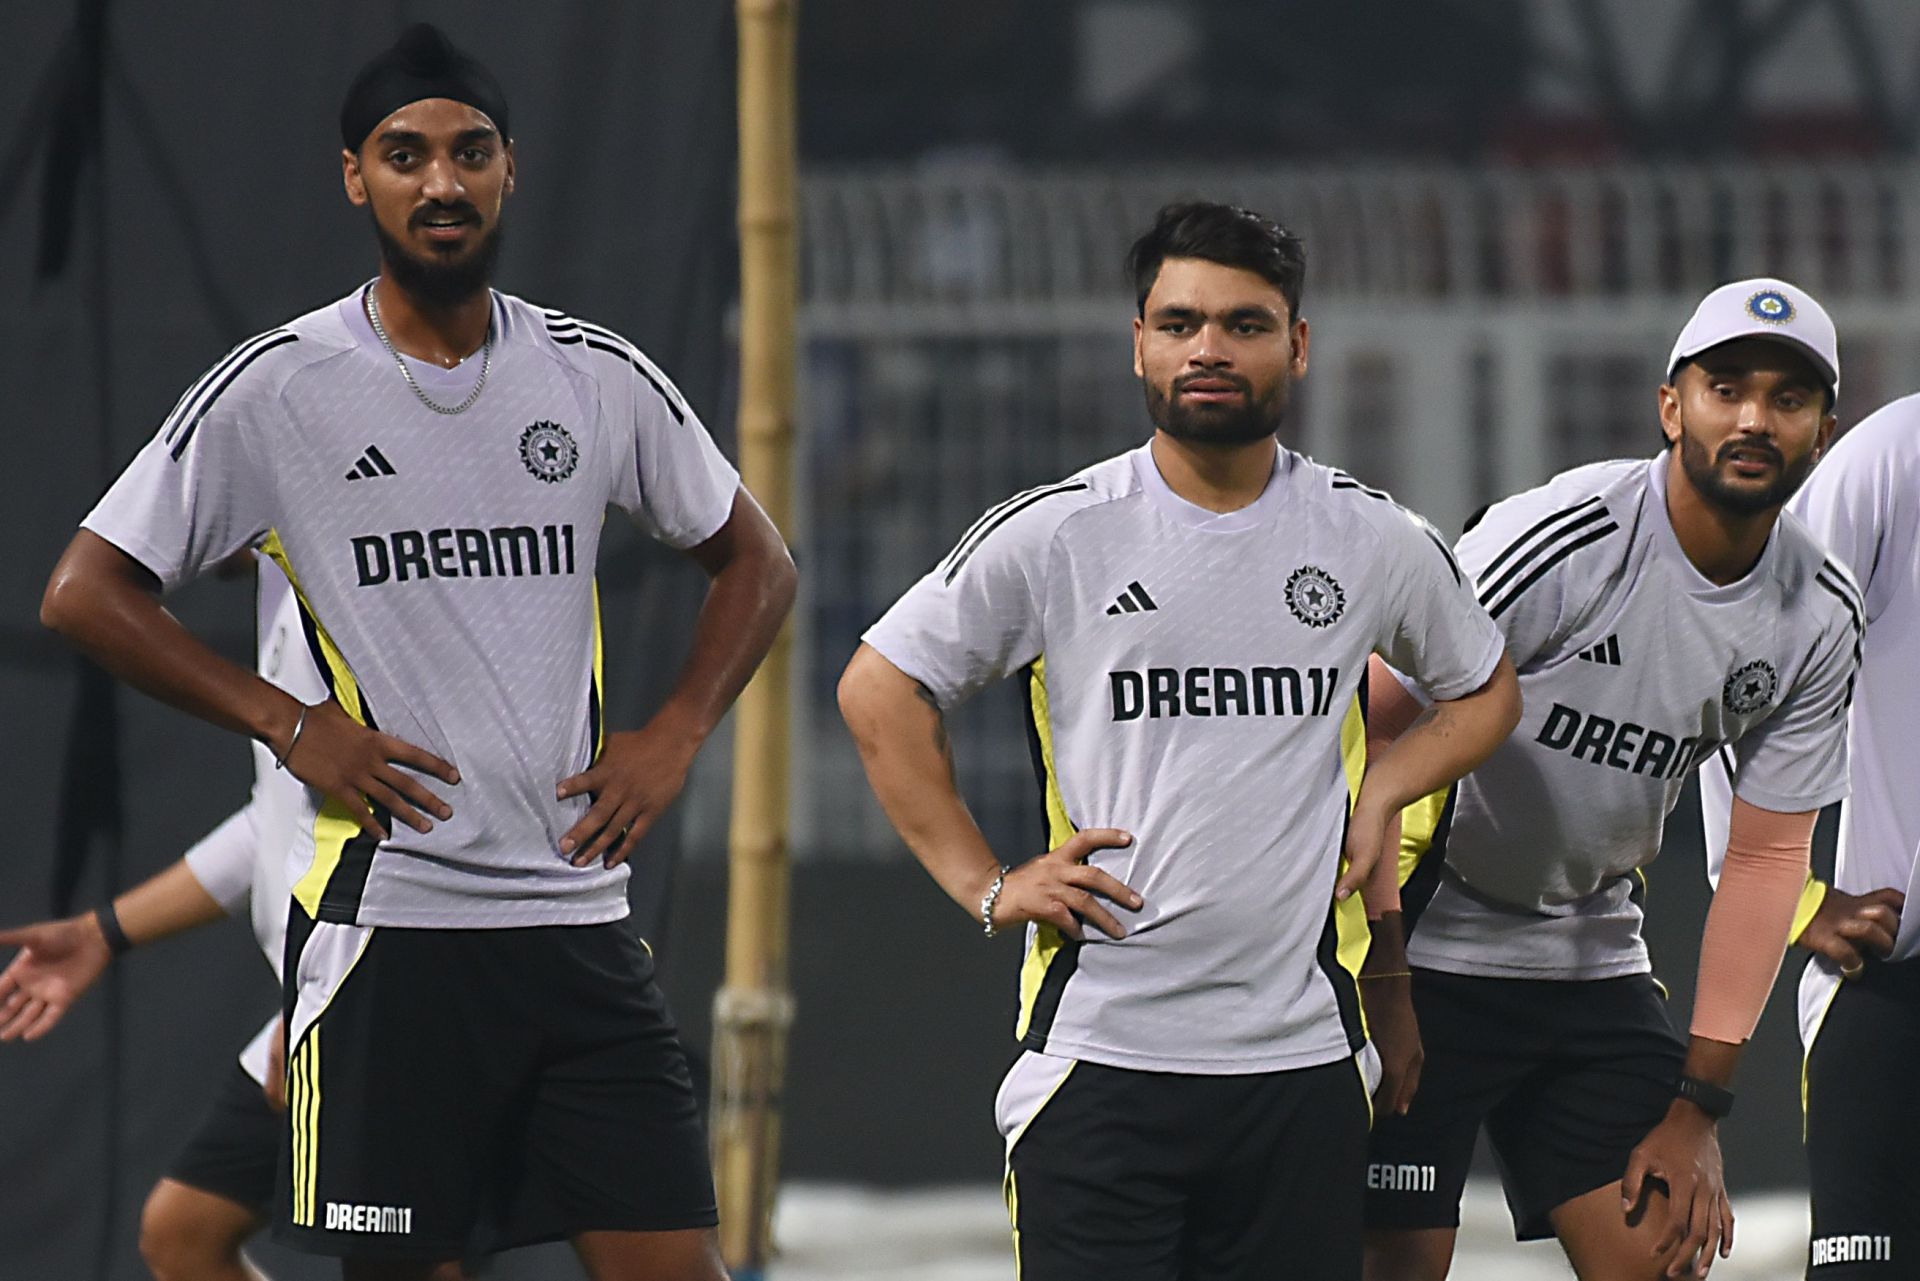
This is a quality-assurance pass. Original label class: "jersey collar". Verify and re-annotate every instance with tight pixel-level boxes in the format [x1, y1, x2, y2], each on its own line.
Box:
[1132, 441, 1292, 533]
[1645, 452, 1777, 603]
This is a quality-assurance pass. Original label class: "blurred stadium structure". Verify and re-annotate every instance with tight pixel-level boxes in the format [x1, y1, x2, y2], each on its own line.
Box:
[686, 161, 1920, 867]
[13, 3, 1920, 1276]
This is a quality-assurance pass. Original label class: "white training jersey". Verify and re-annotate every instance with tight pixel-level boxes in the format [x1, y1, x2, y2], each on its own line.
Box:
[180, 559, 329, 1083]
[865, 443, 1505, 1075]
[1404, 455, 1860, 981]
[86, 285, 738, 929]
[1700, 395, 1920, 1047]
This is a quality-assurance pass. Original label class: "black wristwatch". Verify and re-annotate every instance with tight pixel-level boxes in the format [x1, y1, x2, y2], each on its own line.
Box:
[1674, 1075, 1735, 1119]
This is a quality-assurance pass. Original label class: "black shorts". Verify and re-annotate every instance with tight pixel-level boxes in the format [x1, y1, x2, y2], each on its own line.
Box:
[1364, 968, 1684, 1241]
[1804, 957, 1920, 1277]
[168, 1060, 281, 1212]
[1005, 1056, 1371, 1281]
[274, 915, 716, 1260]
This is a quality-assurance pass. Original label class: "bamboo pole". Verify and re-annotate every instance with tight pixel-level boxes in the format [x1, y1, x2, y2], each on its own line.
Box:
[712, 0, 797, 1275]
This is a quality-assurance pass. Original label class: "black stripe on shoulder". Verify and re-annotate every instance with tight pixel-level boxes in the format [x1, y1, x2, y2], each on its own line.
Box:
[1814, 563, 1865, 625]
[1476, 505, 1613, 607]
[162, 330, 296, 446]
[1813, 568, 1866, 711]
[939, 482, 1061, 575]
[1329, 473, 1462, 583]
[1814, 578, 1865, 641]
[1477, 496, 1606, 583]
[943, 482, 1089, 586]
[1330, 473, 1392, 502]
[544, 315, 688, 424]
[168, 332, 299, 461]
[557, 333, 687, 425]
[1422, 527, 1464, 586]
[1483, 520, 1620, 619]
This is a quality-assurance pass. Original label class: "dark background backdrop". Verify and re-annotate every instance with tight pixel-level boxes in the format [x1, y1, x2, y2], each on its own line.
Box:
[1, 1, 1876, 1277]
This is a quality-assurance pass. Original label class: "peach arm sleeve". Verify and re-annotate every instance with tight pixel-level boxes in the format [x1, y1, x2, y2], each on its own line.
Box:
[1691, 798, 1817, 1043]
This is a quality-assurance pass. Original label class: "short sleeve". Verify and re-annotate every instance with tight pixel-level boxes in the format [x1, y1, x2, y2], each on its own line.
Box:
[81, 337, 288, 589]
[1791, 405, 1911, 623]
[1728, 609, 1858, 814]
[1452, 491, 1607, 668]
[1374, 506, 1505, 702]
[182, 807, 257, 917]
[861, 495, 1063, 709]
[602, 343, 740, 549]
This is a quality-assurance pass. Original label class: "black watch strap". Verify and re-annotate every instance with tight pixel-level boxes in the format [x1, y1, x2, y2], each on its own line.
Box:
[1675, 1074, 1735, 1119]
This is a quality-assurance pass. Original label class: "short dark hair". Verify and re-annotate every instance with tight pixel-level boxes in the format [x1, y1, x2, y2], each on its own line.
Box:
[1127, 202, 1306, 319]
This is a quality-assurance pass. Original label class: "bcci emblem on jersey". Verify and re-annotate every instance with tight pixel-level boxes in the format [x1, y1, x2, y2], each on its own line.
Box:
[1285, 565, 1346, 628]
[1722, 659, 1779, 716]
[520, 421, 579, 484]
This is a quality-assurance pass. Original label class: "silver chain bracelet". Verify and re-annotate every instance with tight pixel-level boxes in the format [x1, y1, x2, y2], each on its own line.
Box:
[980, 865, 1010, 938]
[273, 704, 310, 771]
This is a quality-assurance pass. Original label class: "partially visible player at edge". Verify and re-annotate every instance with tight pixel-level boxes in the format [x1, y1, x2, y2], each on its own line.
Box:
[1, 558, 471, 1281]
[1360, 280, 1863, 1281]
[839, 201, 1521, 1281]
[39, 24, 793, 1281]
[1698, 387, 1919, 1279]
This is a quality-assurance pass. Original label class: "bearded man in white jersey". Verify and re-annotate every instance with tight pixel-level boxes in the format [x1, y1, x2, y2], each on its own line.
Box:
[38, 24, 795, 1281]
[1360, 279, 1863, 1281]
[838, 201, 1522, 1281]
[1697, 385, 1920, 1279]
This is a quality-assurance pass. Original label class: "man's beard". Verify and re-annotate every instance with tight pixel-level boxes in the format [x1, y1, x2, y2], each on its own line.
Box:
[1145, 371, 1291, 446]
[1677, 417, 1817, 516]
[372, 205, 504, 309]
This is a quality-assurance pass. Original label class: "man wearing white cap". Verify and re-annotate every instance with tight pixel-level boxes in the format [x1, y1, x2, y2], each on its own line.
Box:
[1360, 279, 1862, 1281]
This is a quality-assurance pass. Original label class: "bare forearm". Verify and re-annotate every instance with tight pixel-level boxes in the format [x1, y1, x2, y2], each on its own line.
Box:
[42, 531, 299, 748]
[1363, 910, 1410, 976]
[1358, 654, 1519, 817]
[652, 494, 797, 746]
[839, 645, 1000, 914]
[113, 861, 230, 948]
[1681, 1035, 1743, 1089]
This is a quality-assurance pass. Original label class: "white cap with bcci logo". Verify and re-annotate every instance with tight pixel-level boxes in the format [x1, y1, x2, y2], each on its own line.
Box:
[1667, 277, 1840, 400]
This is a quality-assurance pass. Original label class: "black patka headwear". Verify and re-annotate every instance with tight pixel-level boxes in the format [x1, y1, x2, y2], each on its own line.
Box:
[339, 23, 511, 151]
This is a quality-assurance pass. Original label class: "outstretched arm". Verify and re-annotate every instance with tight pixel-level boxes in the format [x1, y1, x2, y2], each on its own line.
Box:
[838, 644, 1141, 939]
[0, 852, 233, 1043]
[557, 489, 798, 869]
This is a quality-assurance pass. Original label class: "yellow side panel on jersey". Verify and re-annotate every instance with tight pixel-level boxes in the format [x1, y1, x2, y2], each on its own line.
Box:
[261, 532, 367, 725]
[260, 531, 376, 917]
[1791, 875, 1829, 943]
[1333, 694, 1373, 995]
[1397, 788, 1450, 888]
[590, 577, 606, 760]
[1028, 657, 1075, 847]
[1016, 658, 1077, 1043]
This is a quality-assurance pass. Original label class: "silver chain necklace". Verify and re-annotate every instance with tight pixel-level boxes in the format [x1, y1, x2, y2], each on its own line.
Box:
[364, 287, 493, 415]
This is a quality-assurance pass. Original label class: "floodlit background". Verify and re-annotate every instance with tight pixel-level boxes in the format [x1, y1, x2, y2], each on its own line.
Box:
[6, 2, 1918, 1277]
